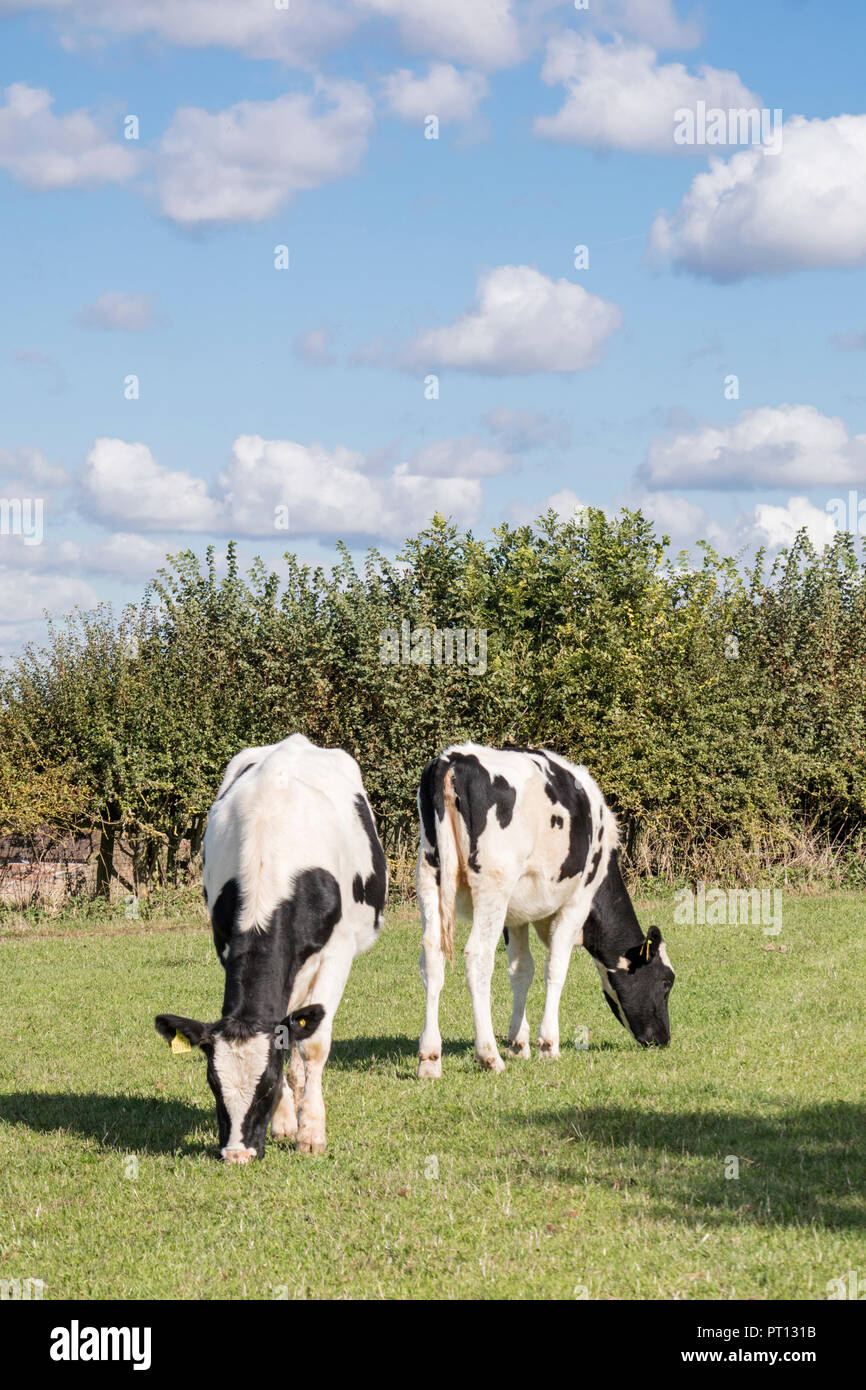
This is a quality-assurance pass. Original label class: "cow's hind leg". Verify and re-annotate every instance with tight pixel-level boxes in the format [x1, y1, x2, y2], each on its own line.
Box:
[465, 890, 509, 1073]
[505, 923, 534, 1058]
[417, 851, 445, 1080]
[538, 893, 593, 1058]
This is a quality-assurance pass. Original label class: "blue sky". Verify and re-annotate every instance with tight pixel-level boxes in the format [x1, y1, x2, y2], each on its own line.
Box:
[1, 0, 865, 654]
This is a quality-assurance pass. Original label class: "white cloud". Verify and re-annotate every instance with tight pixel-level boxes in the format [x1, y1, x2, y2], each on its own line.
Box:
[382, 63, 489, 124]
[0, 446, 69, 490]
[356, 0, 522, 70]
[648, 114, 866, 280]
[753, 496, 837, 551]
[76, 291, 157, 331]
[511, 487, 592, 524]
[484, 407, 570, 451]
[584, 0, 701, 49]
[0, 0, 357, 65]
[408, 436, 511, 477]
[404, 264, 622, 374]
[0, 82, 134, 190]
[156, 80, 374, 226]
[83, 439, 224, 531]
[534, 34, 759, 154]
[641, 405, 866, 491]
[0, 566, 98, 624]
[219, 435, 481, 540]
[79, 435, 484, 543]
[57, 532, 170, 578]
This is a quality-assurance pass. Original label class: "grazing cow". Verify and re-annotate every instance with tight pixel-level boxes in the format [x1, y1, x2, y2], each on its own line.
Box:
[416, 742, 674, 1077]
[154, 734, 387, 1161]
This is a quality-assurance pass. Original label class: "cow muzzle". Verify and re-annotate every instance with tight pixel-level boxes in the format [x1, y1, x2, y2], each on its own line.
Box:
[222, 1146, 257, 1164]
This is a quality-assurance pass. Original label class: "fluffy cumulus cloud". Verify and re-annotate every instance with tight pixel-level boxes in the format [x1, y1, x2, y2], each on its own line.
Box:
[0, 0, 357, 65]
[356, 0, 522, 70]
[404, 264, 622, 374]
[76, 292, 157, 331]
[218, 435, 481, 540]
[585, 0, 701, 48]
[0, 82, 134, 190]
[648, 115, 866, 280]
[80, 435, 486, 543]
[753, 496, 837, 550]
[534, 34, 759, 154]
[0, 446, 69, 490]
[156, 80, 374, 226]
[83, 438, 224, 531]
[0, 566, 97, 624]
[641, 404, 866, 491]
[381, 63, 489, 124]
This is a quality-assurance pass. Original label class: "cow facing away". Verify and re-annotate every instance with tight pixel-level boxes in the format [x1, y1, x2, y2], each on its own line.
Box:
[416, 742, 674, 1077]
[154, 734, 387, 1161]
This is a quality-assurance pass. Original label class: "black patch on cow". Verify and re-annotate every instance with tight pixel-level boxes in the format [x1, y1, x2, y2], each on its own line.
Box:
[216, 760, 255, 801]
[445, 753, 516, 873]
[585, 842, 604, 885]
[210, 877, 239, 962]
[220, 868, 342, 1024]
[417, 757, 444, 876]
[551, 814, 563, 829]
[601, 990, 622, 1024]
[582, 851, 643, 966]
[202, 885, 208, 907]
[352, 793, 387, 925]
[503, 926, 509, 946]
[523, 750, 592, 882]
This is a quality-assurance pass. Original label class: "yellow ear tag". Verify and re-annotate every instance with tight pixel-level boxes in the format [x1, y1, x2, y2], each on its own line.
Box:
[298, 1018, 307, 1029]
[171, 1030, 192, 1054]
[641, 938, 652, 961]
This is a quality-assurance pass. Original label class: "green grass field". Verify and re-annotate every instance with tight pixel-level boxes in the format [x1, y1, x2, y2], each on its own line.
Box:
[0, 891, 863, 1300]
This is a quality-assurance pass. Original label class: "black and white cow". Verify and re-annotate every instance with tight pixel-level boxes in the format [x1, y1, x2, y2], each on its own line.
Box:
[155, 734, 387, 1161]
[416, 742, 674, 1077]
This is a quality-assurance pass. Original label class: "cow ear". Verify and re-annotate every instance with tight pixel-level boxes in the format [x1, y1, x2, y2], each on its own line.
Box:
[640, 926, 663, 962]
[283, 1004, 326, 1043]
[155, 1014, 213, 1050]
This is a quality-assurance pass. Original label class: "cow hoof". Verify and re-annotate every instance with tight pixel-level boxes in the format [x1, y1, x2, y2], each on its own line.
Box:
[418, 1056, 442, 1080]
[298, 1133, 327, 1155]
[537, 1040, 560, 1059]
[507, 1040, 531, 1059]
[271, 1120, 298, 1142]
[478, 1052, 506, 1074]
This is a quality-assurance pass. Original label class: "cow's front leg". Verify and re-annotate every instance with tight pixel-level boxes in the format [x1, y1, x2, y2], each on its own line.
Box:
[270, 1076, 297, 1142]
[505, 923, 534, 1058]
[417, 851, 445, 1079]
[465, 892, 508, 1073]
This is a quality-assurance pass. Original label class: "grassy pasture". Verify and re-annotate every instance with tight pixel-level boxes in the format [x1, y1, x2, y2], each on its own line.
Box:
[0, 892, 863, 1300]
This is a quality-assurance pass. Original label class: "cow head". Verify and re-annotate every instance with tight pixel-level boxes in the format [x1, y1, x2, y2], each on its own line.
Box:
[154, 1006, 324, 1161]
[596, 926, 674, 1047]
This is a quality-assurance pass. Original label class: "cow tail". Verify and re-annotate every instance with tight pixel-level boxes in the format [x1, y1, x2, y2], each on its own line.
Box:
[437, 768, 461, 965]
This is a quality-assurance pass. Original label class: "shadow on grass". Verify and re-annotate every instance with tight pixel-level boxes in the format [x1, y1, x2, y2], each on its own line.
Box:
[327, 1035, 621, 1073]
[0, 1092, 215, 1157]
[515, 1101, 866, 1231]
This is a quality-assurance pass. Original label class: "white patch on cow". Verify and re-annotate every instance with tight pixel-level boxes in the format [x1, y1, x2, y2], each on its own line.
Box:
[616, 954, 631, 970]
[658, 940, 672, 970]
[213, 1033, 271, 1155]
